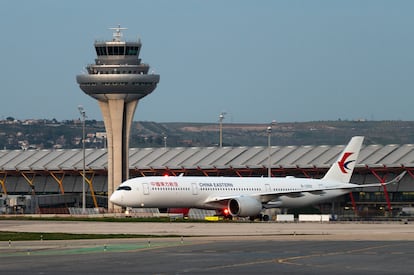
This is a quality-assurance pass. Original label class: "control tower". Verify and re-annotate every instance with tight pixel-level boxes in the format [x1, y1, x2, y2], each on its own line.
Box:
[76, 26, 160, 211]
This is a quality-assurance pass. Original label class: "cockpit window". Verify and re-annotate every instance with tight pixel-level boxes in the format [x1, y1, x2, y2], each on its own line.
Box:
[117, 186, 132, 191]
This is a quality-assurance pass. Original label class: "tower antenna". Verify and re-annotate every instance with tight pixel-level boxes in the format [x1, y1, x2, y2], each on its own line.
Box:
[109, 24, 128, 42]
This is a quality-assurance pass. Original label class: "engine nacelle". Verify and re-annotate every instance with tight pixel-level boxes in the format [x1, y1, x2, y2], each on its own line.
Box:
[228, 197, 262, 217]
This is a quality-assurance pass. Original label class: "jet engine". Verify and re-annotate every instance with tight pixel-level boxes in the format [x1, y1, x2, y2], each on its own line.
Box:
[228, 197, 262, 217]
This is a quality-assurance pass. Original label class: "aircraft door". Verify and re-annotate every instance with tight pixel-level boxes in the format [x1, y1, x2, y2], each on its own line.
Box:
[191, 183, 198, 195]
[265, 184, 271, 192]
[142, 183, 150, 195]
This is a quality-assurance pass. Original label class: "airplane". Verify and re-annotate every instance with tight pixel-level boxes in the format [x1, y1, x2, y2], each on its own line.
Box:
[110, 136, 406, 219]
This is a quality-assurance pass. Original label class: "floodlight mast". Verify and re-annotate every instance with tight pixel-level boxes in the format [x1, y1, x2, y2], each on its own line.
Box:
[219, 112, 226, 147]
[78, 105, 86, 214]
[267, 120, 276, 178]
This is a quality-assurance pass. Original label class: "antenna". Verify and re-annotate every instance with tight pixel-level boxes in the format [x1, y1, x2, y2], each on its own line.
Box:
[109, 24, 128, 42]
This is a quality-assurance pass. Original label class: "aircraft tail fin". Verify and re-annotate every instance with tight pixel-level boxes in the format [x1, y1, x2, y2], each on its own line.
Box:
[322, 136, 364, 183]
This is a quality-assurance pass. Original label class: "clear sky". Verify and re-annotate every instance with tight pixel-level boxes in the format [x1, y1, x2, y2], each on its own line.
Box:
[1, 0, 413, 123]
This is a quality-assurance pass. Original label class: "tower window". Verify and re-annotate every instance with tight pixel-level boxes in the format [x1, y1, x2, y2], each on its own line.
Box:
[95, 46, 107, 56]
[126, 46, 139, 55]
[107, 46, 126, 56]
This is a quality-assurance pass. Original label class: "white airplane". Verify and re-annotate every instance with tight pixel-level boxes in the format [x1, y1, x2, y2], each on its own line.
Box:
[110, 136, 405, 218]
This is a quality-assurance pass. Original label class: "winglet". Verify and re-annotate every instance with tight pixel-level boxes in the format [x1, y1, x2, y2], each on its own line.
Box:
[359, 171, 407, 188]
[383, 171, 407, 186]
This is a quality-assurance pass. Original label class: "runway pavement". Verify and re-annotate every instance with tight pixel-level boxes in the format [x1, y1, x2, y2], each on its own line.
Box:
[1, 220, 414, 274]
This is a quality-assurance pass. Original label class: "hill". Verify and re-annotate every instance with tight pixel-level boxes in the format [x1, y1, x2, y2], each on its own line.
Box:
[136, 120, 414, 147]
[0, 119, 413, 150]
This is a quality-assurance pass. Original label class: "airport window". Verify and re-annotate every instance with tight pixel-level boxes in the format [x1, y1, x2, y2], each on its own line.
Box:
[95, 46, 106, 56]
[126, 46, 139, 55]
[109, 46, 124, 55]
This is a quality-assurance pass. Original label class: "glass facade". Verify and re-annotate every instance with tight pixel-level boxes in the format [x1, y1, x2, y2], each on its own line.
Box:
[95, 46, 139, 56]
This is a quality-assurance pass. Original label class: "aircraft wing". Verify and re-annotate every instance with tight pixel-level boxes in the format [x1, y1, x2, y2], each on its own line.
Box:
[351, 171, 407, 188]
[296, 171, 406, 192]
[203, 171, 406, 206]
[203, 188, 318, 207]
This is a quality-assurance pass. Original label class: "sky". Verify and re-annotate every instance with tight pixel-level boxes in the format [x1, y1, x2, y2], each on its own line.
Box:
[1, 0, 413, 123]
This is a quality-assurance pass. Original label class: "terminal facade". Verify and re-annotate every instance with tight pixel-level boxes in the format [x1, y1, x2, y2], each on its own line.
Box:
[0, 142, 413, 217]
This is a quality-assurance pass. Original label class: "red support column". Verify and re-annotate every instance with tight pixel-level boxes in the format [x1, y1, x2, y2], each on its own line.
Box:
[348, 192, 358, 215]
[370, 169, 392, 212]
[300, 169, 312, 179]
[198, 166, 209, 177]
[406, 168, 414, 179]
[235, 169, 243, 177]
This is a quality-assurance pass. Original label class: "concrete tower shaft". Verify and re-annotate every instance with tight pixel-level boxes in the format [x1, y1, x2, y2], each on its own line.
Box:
[76, 26, 160, 211]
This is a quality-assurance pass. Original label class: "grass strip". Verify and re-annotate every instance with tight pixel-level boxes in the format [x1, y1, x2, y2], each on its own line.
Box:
[0, 231, 182, 241]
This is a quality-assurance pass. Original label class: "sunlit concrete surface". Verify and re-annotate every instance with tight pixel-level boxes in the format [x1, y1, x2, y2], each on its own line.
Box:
[1, 220, 414, 240]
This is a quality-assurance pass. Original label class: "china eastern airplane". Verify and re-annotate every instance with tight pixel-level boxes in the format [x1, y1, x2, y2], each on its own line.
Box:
[110, 136, 405, 218]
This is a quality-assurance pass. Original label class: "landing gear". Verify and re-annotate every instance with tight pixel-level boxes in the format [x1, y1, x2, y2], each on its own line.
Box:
[217, 209, 233, 220]
[262, 214, 270, 221]
[249, 214, 270, 222]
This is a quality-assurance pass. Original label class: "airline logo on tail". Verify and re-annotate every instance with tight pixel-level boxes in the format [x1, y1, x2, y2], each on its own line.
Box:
[338, 152, 355, 174]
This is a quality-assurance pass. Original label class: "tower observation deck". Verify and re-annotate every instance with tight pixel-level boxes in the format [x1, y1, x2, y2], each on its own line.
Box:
[76, 26, 160, 211]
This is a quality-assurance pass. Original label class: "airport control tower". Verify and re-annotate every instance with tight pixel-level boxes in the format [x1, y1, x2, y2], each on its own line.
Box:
[76, 26, 160, 211]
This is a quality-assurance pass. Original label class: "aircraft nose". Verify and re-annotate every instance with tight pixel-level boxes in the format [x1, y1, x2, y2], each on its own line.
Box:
[109, 191, 123, 206]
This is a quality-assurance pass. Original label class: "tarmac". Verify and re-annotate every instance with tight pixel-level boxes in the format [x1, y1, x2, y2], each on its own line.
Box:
[1, 220, 414, 274]
[1, 219, 414, 240]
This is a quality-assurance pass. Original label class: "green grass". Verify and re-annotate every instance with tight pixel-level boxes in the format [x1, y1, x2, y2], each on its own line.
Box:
[0, 231, 182, 241]
[0, 216, 184, 222]
[0, 215, 219, 223]
[0, 215, 223, 223]
[0, 215, 229, 241]
[0, 216, 201, 241]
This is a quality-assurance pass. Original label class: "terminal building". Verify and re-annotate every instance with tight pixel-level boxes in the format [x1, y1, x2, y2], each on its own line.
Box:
[0, 142, 413, 217]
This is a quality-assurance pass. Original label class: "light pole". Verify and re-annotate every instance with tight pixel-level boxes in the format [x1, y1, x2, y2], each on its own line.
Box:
[267, 125, 272, 178]
[267, 120, 276, 178]
[78, 105, 86, 214]
[219, 112, 226, 147]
